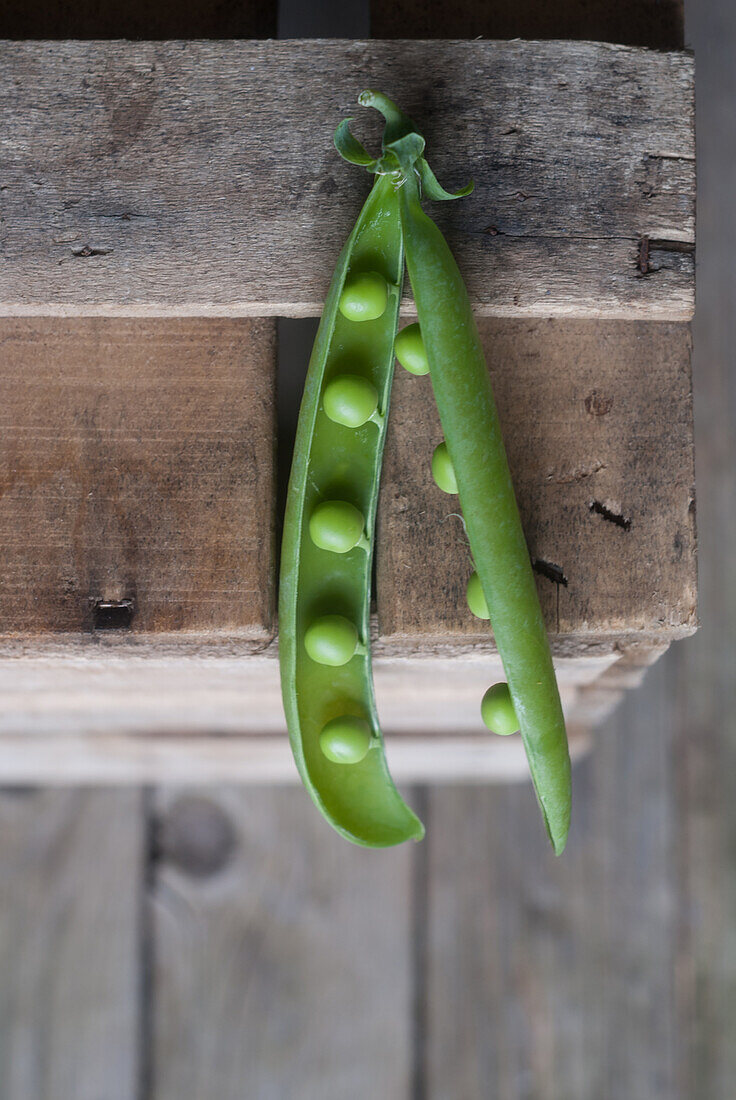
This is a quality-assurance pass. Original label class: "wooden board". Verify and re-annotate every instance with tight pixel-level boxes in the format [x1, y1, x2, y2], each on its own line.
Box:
[422, 664, 679, 1098]
[0, 39, 693, 320]
[0, 317, 276, 639]
[371, 0, 684, 47]
[0, 647, 598, 782]
[150, 787, 414, 1098]
[0, 788, 144, 1100]
[378, 319, 697, 646]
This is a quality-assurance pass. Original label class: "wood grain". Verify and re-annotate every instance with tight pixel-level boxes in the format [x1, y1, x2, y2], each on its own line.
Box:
[0, 317, 276, 638]
[378, 319, 697, 646]
[150, 787, 414, 1099]
[0, 39, 693, 319]
[0, 788, 144, 1100]
[0, 647, 597, 781]
[423, 661, 678, 1099]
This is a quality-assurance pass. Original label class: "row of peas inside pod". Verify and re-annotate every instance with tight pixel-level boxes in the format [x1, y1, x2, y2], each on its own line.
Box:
[305, 268, 521, 763]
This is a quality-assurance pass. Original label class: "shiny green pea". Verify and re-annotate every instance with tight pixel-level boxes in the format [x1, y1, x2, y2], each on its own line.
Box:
[466, 571, 490, 619]
[394, 322, 430, 375]
[319, 715, 372, 764]
[339, 271, 389, 321]
[480, 683, 520, 736]
[309, 500, 367, 554]
[431, 441, 458, 494]
[304, 615, 359, 667]
[323, 374, 379, 428]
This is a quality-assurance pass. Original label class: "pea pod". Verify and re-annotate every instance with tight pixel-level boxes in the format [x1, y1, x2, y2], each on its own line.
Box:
[282, 91, 572, 855]
[388, 103, 571, 854]
[279, 106, 424, 846]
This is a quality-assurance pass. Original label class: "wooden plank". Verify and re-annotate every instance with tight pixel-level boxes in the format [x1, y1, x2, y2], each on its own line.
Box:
[0, 40, 693, 320]
[371, 0, 684, 48]
[150, 787, 414, 1098]
[0, 649, 599, 782]
[0, 317, 276, 638]
[378, 319, 697, 645]
[423, 659, 678, 1099]
[0, 788, 144, 1100]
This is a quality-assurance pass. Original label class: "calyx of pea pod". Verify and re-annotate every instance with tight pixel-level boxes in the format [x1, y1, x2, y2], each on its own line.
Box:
[334, 89, 474, 202]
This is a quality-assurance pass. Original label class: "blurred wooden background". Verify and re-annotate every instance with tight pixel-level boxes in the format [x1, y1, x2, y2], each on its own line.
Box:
[0, 1, 733, 1098]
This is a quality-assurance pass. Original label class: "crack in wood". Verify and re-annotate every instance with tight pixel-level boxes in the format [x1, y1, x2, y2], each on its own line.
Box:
[71, 245, 114, 258]
[533, 559, 569, 587]
[589, 500, 632, 530]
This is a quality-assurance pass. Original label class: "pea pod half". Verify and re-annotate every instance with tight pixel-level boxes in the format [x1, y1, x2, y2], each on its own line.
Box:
[279, 103, 424, 847]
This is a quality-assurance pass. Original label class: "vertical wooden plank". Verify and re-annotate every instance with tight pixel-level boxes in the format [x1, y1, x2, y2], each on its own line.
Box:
[675, 4, 736, 1097]
[150, 788, 414, 1100]
[0, 789, 144, 1100]
[424, 664, 678, 1100]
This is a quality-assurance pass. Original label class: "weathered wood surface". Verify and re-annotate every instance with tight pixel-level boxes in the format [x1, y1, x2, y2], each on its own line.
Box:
[0, 40, 693, 319]
[0, 316, 694, 649]
[0, 789, 143, 1100]
[379, 319, 697, 645]
[0, 649, 598, 781]
[371, 0, 684, 47]
[150, 787, 414, 1099]
[0, 317, 275, 638]
[423, 662, 679, 1099]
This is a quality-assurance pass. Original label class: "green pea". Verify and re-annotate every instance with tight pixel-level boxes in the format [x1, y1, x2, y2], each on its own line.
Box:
[304, 615, 359, 666]
[394, 322, 430, 375]
[466, 571, 490, 619]
[480, 683, 519, 736]
[431, 441, 458, 494]
[319, 715, 372, 764]
[323, 374, 379, 428]
[339, 271, 389, 321]
[309, 500, 367, 554]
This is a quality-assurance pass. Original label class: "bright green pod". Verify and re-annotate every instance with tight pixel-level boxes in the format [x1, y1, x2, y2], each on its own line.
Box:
[279, 162, 424, 847]
[386, 98, 572, 855]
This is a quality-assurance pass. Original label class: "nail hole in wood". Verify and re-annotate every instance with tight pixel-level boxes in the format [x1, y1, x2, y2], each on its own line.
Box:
[92, 598, 135, 631]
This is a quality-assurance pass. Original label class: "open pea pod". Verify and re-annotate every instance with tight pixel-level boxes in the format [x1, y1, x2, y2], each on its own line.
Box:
[279, 120, 423, 846]
[281, 90, 571, 854]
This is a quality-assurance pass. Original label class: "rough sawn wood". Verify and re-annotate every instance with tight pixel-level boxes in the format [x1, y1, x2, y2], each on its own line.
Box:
[0, 39, 694, 319]
[0, 317, 276, 639]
